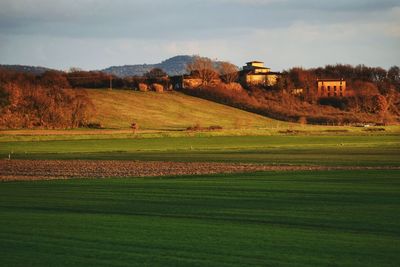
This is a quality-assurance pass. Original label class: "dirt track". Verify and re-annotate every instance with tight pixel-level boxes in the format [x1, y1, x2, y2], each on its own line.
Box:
[0, 160, 399, 181]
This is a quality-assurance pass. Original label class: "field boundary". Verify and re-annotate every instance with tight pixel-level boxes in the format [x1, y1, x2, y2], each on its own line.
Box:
[1, 159, 399, 181]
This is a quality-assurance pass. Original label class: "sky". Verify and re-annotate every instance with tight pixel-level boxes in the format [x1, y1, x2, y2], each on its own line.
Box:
[0, 0, 399, 71]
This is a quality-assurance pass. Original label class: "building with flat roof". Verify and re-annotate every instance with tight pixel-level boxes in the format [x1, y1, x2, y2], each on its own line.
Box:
[317, 79, 347, 97]
[240, 61, 280, 87]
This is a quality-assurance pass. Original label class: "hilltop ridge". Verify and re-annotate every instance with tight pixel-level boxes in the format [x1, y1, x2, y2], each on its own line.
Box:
[0, 55, 223, 77]
[0, 64, 53, 75]
[101, 55, 196, 77]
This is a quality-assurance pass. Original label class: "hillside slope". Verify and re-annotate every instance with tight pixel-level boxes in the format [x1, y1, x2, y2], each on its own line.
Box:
[87, 89, 283, 130]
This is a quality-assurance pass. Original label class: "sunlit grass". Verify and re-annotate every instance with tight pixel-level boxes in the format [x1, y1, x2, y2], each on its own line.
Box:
[87, 89, 282, 130]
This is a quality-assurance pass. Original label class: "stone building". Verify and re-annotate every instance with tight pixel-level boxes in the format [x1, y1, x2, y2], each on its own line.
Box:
[317, 79, 347, 97]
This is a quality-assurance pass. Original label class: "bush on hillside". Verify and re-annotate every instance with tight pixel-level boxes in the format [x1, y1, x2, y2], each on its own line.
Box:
[85, 122, 103, 129]
[131, 121, 139, 132]
[180, 84, 386, 125]
[138, 83, 148, 92]
[186, 124, 223, 131]
[0, 82, 94, 129]
[151, 83, 164, 93]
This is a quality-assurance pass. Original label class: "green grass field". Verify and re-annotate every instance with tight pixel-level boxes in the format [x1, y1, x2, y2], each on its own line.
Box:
[2, 135, 399, 166]
[1, 170, 399, 266]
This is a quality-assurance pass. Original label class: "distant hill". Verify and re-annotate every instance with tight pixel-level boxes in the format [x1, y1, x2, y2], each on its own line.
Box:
[101, 55, 219, 77]
[0, 56, 194, 77]
[0, 55, 225, 77]
[0, 64, 54, 75]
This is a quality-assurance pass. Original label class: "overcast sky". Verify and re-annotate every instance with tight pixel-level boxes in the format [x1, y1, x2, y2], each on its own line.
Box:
[0, 0, 399, 71]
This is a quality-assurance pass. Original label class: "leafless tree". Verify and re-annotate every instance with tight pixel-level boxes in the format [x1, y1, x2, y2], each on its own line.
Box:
[218, 61, 239, 84]
[145, 68, 167, 79]
[68, 67, 83, 73]
[186, 56, 219, 85]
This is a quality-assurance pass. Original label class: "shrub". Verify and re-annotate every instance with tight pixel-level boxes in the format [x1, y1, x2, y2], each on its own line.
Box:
[186, 124, 223, 131]
[85, 122, 103, 129]
[180, 84, 382, 125]
[0, 82, 94, 129]
[0, 85, 10, 110]
[131, 121, 139, 133]
[318, 97, 347, 110]
[221, 82, 244, 92]
[208, 125, 223, 131]
[138, 83, 148, 92]
[151, 83, 164, 93]
[363, 127, 385, 132]
[186, 123, 202, 131]
[298, 116, 307, 125]
[278, 129, 304, 134]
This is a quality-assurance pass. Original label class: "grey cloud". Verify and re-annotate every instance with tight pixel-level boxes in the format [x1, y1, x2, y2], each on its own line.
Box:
[0, 0, 398, 69]
[1, 0, 398, 39]
[227, 0, 399, 12]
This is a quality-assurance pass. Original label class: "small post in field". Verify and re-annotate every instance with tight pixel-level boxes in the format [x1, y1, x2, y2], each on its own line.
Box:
[131, 121, 139, 134]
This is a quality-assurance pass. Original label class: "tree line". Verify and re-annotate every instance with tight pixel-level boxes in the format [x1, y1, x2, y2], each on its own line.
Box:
[0, 59, 399, 128]
[0, 69, 94, 129]
[274, 64, 400, 97]
[180, 59, 400, 125]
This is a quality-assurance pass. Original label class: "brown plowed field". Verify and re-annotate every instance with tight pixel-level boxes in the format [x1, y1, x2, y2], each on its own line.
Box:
[0, 160, 399, 181]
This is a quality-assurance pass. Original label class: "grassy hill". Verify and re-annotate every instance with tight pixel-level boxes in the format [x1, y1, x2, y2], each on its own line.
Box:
[87, 89, 284, 130]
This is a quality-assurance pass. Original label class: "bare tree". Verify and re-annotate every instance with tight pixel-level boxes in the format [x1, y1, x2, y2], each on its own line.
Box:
[388, 66, 400, 89]
[186, 56, 219, 85]
[68, 67, 83, 73]
[218, 61, 239, 84]
[145, 68, 167, 79]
